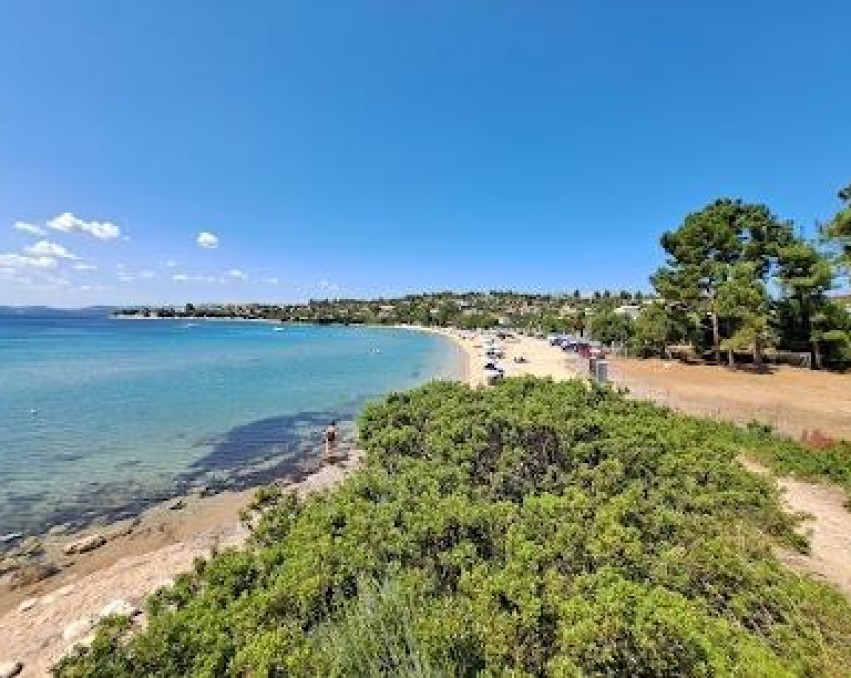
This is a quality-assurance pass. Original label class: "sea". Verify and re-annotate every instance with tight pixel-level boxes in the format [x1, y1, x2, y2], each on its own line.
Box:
[0, 309, 465, 535]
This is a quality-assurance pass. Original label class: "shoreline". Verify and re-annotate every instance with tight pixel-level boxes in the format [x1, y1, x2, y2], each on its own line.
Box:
[389, 324, 478, 387]
[0, 449, 361, 675]
[0, 326, 576, 675]
[2, 322, 465, 539]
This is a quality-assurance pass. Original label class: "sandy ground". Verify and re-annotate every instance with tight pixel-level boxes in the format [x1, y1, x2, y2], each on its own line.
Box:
[740, 459, 851, 597]
[607, 358, 851, 441]
[426, 328, 580, 386]
[0, 452, 360, 677]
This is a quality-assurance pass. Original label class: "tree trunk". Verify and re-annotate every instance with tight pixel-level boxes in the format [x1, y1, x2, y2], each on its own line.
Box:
[812, 338, 823, 370]
[754, 336, 765, 371]
[727, 348, 735, 367]
[802, 297, 817, 370]
[711, 312, 721, 365]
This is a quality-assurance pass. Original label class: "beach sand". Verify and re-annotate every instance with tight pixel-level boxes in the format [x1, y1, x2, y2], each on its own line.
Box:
[0, 452, 360, 676]
[414, 326, 581, 386]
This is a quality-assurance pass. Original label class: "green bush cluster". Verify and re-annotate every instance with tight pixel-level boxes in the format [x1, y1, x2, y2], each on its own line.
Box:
[55, 378, 851, 677]
[738, 423, 851, 500]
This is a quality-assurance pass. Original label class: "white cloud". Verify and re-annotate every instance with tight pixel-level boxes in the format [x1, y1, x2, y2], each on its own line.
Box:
[227, 268, 247, 280]
[172, 272, 217, 283]
[318, 279, 340, 293]
[165, 260, 177, 268]
[264, 277, 279, 285]
[24, 240, 79, 260]
[48, 212, 121, 240]
[13, 221, 45, 236]
[0, 253, 58, 269]
[196, 232, 219, 249]
[73, 262, 97, 272]
[118, 273, 134, 282]
[139, 270, 157, 279]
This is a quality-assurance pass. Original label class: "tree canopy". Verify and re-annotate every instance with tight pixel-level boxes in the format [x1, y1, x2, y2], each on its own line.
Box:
[651, 192, 851, 370]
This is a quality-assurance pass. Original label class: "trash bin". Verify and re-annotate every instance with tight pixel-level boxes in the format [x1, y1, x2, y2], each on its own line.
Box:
[595, 360, 609, 383]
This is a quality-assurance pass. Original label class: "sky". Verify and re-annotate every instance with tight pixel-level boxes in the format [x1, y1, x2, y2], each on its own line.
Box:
[0, 1, 849, 307]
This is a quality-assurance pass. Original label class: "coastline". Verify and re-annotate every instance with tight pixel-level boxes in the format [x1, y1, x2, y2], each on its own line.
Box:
[390, 324, 478, 386]
[0, 324, 478, 675]
[0, 325, 577, 675]
[0, 450, 361, 676]
[402, 325, 581, 387]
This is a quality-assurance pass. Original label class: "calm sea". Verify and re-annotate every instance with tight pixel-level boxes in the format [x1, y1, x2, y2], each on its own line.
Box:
[0, 310, 464, 535]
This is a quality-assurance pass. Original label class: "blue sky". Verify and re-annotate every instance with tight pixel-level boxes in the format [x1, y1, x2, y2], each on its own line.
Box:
[1, 1, 849, 306]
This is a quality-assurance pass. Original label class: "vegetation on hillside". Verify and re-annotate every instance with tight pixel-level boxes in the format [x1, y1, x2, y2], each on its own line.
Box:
[115, 289, 645, 334]
[56, 378, 851, 677]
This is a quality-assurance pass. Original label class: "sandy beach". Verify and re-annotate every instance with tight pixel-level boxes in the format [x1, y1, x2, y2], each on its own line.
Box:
[0, 450, 360, 676]
[416, 326, 581, 386]
[0, 326, 574, 676]
[4, 326, 850, 675]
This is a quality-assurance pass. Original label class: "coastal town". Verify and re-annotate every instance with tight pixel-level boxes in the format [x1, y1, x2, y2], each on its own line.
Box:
[114, 289, 651, 332]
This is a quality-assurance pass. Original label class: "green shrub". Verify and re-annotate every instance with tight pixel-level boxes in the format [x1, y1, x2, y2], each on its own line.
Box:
[54, 378, 851, 677]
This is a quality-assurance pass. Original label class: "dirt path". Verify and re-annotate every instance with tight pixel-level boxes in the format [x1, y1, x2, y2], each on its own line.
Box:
[741, 459, 851, 597]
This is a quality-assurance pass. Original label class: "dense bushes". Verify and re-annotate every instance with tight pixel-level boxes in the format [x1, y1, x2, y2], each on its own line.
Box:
[55, 378, 851, 677]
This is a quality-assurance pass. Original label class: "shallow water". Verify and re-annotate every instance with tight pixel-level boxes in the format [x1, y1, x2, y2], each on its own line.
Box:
[0, 311, 464, 534]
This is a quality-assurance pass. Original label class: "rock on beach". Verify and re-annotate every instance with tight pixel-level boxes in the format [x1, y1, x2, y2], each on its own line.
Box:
[0, 660, 23, 678]
[98, 599, 138, 619]
[64, 534, 106, 555]
[62, 616, 94, 643]
[16, 598, 38, 613]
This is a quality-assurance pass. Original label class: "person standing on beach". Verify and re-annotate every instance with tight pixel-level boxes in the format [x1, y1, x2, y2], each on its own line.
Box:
[324, 420, 338, 458]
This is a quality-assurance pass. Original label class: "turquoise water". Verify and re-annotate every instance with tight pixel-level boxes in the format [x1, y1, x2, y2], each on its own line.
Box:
[0, 311, 464, 534]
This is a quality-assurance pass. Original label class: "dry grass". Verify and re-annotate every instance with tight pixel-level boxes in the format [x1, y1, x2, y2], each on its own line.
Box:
[608, 358, 851, 441]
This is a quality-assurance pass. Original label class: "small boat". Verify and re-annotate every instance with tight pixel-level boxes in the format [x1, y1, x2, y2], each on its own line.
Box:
[273, 327, 286, 332]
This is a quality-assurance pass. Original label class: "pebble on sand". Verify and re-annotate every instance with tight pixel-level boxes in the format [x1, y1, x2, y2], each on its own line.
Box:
[16, 597, 38, 613]
[62, 616, 94, 643]
[9, 561, 60, 588]
[0, 660, 23, 678]
[64, 534, 106, 555]
[98, 599, 138, 619]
